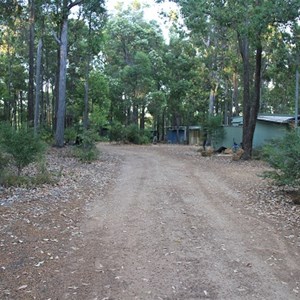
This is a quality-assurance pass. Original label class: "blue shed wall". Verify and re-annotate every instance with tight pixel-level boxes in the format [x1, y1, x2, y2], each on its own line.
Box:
[167, 129, 185, 144]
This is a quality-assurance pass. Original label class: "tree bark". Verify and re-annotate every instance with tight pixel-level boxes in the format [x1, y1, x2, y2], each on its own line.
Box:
[239, 34, 251, 159]
[83, 78, 89, 129]
[239, 32, 262, 159]
[232, 71, 239, 116]
[140, 104, 145, 130]
[34, 39, 43, 135]
[28, 0, 35, 126]
[55, 18, 68, 147]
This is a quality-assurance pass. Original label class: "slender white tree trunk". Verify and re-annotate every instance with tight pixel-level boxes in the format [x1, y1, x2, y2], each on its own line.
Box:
[55, 18, 68, 147]
[34, 38, 42, 135]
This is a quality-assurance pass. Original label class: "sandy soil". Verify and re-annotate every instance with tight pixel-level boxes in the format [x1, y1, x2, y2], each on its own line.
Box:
[0, 143, 299, 299]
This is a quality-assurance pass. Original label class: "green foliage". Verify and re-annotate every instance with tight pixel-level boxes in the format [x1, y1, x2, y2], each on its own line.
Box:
[39, 127, 54, 144]
[0, 123, 46, 176]
[73, 129, 100, 163]
[108, 122, 151, 144]
[125, 124, 141, 144]
[109, 122, 126, 142]
[125, 124, 151, 144]
[0, 146, 11, 172]
[90, 104, 109, 128]
[262, 132, 300, 187]
[0, 154, 60, 187]
[73, 146, 99, 163]
[33, 159, 60, 186]
[64, 127, 78, 144]
[0, 173, 32, 187]
[203, 115, 225, 147]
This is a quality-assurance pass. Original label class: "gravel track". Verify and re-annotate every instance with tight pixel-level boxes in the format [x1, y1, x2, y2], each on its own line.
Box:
[0, 143, 299, 299]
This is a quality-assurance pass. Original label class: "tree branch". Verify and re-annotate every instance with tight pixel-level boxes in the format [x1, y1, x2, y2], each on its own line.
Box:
[68, 0, 83, 10]
[51, 30, 61, 45]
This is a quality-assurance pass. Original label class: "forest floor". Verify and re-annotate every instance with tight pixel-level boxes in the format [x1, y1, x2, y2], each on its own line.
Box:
[0, 143, 299, 300]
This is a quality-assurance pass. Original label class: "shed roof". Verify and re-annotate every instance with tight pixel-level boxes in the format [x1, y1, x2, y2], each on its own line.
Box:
[231, 114, 300, 125]
[257, 115, 296, 124]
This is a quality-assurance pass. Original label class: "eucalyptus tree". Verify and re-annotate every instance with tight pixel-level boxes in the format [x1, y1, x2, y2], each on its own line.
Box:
[164, 30, 199, 135]
[42, 0, 106, 146]
[104, 5, 165, 128]
[77, 0, 106, 129]
[0, 1, 27, 125]
[261, 27, 296, 114]
[66, 9, 106, 130]
[50, 0, 84, 147]
[28, 0, 35, 125]
[147, 48, 168, 140]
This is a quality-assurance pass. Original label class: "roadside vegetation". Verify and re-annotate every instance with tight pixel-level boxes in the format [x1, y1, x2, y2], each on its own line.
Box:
[262, 131, 300, 204]
[0, 122, 48, 186]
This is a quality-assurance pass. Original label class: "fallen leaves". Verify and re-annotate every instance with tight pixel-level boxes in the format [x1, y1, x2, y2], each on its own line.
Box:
[0, 146, 120, 299]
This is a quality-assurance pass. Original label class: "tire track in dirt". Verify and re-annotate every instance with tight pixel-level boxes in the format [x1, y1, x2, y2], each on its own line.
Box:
[56, 144, 299, 299]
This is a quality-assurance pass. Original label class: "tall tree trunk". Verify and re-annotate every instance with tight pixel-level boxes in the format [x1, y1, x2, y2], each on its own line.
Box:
[19, 90, 23, 125]
[140, 104, 145, 130]
[239, 33, 262, 159]
[55, 18, 68, 147]
[13, 92, 17, 128]
[34, 39, 43, 135]
[83, 79, 89, 129]
[295, 54, 299, 129]
[162, 107, 166, 142]
[5, 44, 12, 122]
[132, 103, 138, 125]
[239, 34, 251, 159]
[83, 58, 90, 130]
[28, 0, 35, 125]
[209, 89, 215, 115]
[232, 71, 239, 117]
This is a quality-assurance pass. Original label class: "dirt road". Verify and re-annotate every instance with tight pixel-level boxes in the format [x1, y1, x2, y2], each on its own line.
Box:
[56, 144, 299, 300]
[1, 144, 299, 299]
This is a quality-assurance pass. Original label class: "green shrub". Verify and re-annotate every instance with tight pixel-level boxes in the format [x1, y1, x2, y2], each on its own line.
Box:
[202, 115, 225, 147]
[0, 147, 11, 172]
[262, 131, 300, 188]
[33, 159, 60, 185]
[252, 147, 263, 160]
[39, 126, 54, 144]
[73, 129, 100, 162]
[108, 122, 151, 144]
[109, 122, 126, 142]
[64, 127, 78, 144]
[126, 124, 141, 144]
[0, 173, 32, 187]
[125, 125, 151, 144]
[73, 145, 99, 163]
[0, 123, 46, 176]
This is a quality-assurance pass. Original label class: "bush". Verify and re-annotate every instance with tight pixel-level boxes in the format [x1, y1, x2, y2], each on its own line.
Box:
[202, 115, 225, 147]
[64, 127, 78, 144]
[108, 122, 151, 144]
[126, 124, 141, 144]
[262, 131, 300, 188]
[0, 123, 46, 176]
[73, 129, 100, 163]
[0, 147, 11, 172]
[109, 122, 126, 142]
[125, 124, 151, 144]
[39, 126, 54, 144]
[73, 146, 99, 162]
